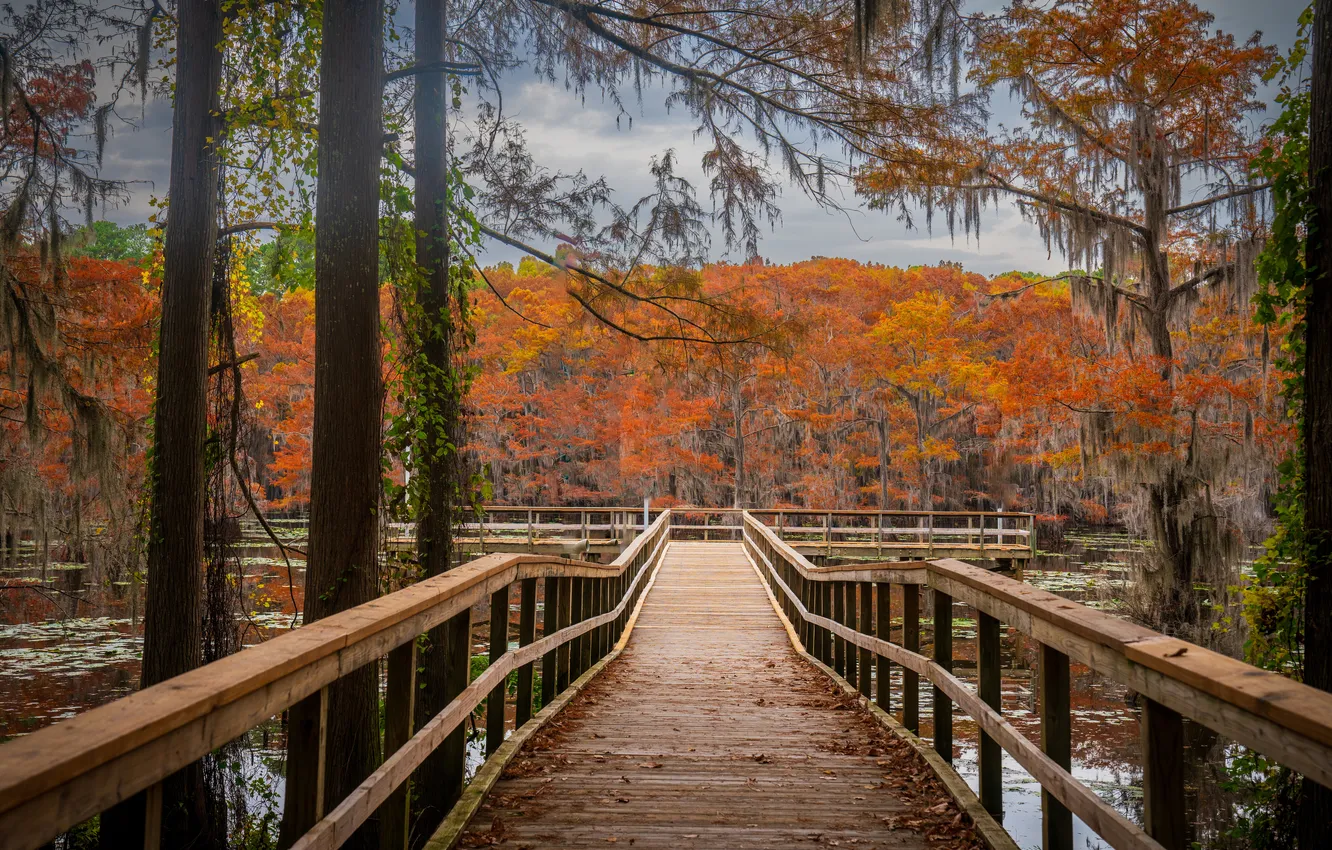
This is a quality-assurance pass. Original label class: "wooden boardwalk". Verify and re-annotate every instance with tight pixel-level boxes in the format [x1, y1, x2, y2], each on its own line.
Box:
[457, 542, 985, 849]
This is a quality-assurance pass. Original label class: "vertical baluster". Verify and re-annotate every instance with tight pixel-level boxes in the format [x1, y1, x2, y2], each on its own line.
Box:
[542, 576, 559, 707]
[978, 611, 1003, 820]
[832, 580, 846, 676]
[1142, 698, 1186, 850]
[902, 584, 920, 734]
[597, 577, 610, 658]
[380, 640, 417, 850]
[820, 582, 834, 666]
[933, 589, 953, 763]
[282, 684, 329, 836]
[797, 572, 810, 649]
[875, 582, 891, 711]
[486, 585, 509, 758]
[569, 577, 585, 680]
[142, 781, 163, 850]
[581, 578, 595, 672]
[844, 582, 859, 685]
[557, 577, 573, 691]
[516, 578, 538, 726]
[857, 582, 873, 696]
[1040, 644, 1072, 850]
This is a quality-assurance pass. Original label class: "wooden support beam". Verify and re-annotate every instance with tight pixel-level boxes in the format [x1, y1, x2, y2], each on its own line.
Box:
[486, 585, 509, 758]
[516, 579, 538, 726]
[558, 577, 574, 689]
[875, 582, 891, 712]
[978, 611, 1002, 821]
[142, 782, 162, 850]
[541, 577, 558, 708]
[436, 610, 470, 812]
[933, 589, 953, 763]
[833, 581, 846, 677]
[1142, 698, 1187, 850]
[858, 582, 873, 698]
[586, 575, 602, 676]
[844, 582, 858, 686]
[283, 684, 328, 837]
[379, 640, 416, 850]
[1041, 644, 1072, 850]
[902, 584, 920, 734]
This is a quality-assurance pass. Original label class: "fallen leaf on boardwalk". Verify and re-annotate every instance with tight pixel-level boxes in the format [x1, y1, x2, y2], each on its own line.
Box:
[616, 798, 630, 803]
[637, 762, 662, 768]
[606, 837, 617, 843]
[753, 753, 772, 763]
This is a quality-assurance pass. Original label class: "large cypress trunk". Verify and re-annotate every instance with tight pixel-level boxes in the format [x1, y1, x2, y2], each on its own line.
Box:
[113, 0, 225, 845]
[279, 0, 384, 846]
[1300, 0, 1332, 841]
[409, 0, 471, 837]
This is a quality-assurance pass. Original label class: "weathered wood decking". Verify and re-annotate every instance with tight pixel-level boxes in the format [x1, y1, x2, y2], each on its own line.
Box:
[457, 542, 985, 849]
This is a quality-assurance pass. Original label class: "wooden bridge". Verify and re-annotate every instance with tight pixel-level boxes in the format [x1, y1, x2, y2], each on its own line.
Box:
[2, 510, 1330, 850]
[386, 506, 1036, 566]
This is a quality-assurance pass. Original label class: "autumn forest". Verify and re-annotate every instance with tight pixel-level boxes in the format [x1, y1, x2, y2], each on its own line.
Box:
[2, 0, 1331, 848]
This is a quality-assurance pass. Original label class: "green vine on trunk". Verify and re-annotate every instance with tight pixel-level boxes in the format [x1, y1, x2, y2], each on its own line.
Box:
[1224, 8, 1314, 847]
[381, 80, 487, 575]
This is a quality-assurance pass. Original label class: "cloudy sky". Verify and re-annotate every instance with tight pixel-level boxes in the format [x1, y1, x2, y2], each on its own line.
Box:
[99, 0, 1307, 277]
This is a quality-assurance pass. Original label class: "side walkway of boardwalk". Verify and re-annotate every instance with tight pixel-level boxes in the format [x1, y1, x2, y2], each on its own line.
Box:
[458, 542, 986, 849]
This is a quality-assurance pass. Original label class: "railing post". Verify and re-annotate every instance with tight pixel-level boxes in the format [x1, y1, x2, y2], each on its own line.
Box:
[820, 581, 834, 667]
[143, 781, 162, 850]
[858, 582, 873, 697]
[933, 589, 953, 763]
[797, 572, 811, 649]
[597, 576, 611, 658]
[581, 578, 595, 672]
[437, 609, 470, 811]
[1040, 644, 1072, 850]
[516, 578, 538, 726]
[569, 577, 585, 680]
[486, 584, 509, 758]
[1142, 698, 1187, 850]
[844, 582, 858, 685]
[557, 577, 573, 691]
[380, 639, 417, 850]
[875, 582, 891, 712]
[542, 576, 559, 707]
[902, 584, 920, 734]
[281, 684, 328, 840]
[832, 580, 846, 677]
[978, 611, 1003, 821]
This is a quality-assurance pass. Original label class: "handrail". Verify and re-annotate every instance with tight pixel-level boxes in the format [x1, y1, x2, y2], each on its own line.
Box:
[740, 511, 1332, 850]
[0, 511, 673, 850]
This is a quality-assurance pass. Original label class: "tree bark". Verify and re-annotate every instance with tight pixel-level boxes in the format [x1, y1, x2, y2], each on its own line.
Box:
[1300, 0, 1332, 842]
[409, 0, 471, 839]
[279, 0, 384, 846]
[108, 1, 225, 846]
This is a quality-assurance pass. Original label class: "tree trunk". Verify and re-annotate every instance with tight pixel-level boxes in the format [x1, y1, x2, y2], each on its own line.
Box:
[877, 416, 891, 509]
[1300, 0, 1332, 841]
[108, 1, 226, 846]
[731, 385, 745, 509]
[279, 0, 384, 846]
[410, 0, 471, 838]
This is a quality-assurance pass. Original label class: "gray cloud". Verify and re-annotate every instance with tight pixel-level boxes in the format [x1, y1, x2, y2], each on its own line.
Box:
[98, 0, 1306, 276]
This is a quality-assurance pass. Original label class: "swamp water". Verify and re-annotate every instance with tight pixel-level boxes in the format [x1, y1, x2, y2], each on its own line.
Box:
[0, 526, 1257, 848]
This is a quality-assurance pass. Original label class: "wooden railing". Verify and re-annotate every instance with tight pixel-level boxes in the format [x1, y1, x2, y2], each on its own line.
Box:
[0, 511, 673, 850]
[391, 506, 1035, 558]
[750, 508, 1036, 557]
[741, 512, 1332, 850]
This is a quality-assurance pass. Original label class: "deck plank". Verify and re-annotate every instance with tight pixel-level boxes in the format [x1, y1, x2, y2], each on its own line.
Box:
[457, 542, 986, 849]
